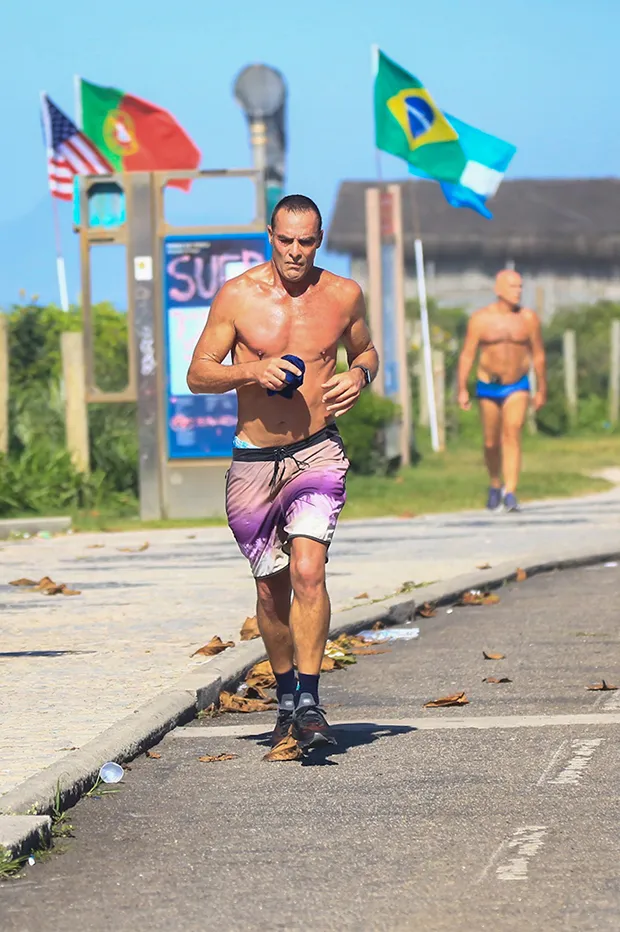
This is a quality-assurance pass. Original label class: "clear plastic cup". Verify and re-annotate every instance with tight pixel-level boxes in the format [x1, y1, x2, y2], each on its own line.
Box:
[99, 761, 124, 784]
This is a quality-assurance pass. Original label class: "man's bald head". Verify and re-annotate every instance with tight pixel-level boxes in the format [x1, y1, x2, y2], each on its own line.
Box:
[495, 269, 522, 308]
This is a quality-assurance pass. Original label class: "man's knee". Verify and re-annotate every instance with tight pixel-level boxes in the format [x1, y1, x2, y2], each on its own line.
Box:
[483, 438, 500, 453]
[290, 548, 326, 597]
[502, 423, 522, 445]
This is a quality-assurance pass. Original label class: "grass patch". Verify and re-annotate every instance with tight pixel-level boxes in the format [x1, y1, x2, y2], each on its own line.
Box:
[343, 433, 619, 520]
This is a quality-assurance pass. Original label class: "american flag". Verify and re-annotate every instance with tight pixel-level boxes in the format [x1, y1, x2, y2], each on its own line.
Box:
[41, 94, 112, 201]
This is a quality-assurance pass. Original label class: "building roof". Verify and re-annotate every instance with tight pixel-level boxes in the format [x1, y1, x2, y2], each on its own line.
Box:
[327, 178, 620, 261]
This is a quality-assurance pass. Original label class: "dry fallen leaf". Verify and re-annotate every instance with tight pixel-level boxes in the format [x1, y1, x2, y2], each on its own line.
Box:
[350, 647, 391, 655]
[372, 620, 385, 631]
[35, 576, 56, 591]
[59, 746, 78, 751]
[354, 592, 369, 600]
[187, 534, 196, 539]
[483, 650, 506, 660]
[219, 690, 276, 713]
[459, 590, 500, 606]
[11, 576, 82, 596]
[424, 692, 469, 709]
[9, 578, 38, 587]
[263, 734, 303, 762]
[198, 753, 237, 763]
[476, 562, 492, 570]
[516, 567, 527, 582]
[191, 636, 235, 657]
[246, 659, 276, 690]
[482, 676, 512, 684]
[240, 615, 260, 641]
[117, 542, 150, 553]
[586, 680, 618, 691]
[399, 511, 415, 519]
[418, 602, 437, 618]
[320, 655, 338, 672]
[86, 544, 104, 549]
[146, 750, 161, 759]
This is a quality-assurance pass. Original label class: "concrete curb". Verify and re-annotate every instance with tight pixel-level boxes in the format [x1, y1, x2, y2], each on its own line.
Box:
[1, 541, 618, 857]
[0, 516, 72, 540]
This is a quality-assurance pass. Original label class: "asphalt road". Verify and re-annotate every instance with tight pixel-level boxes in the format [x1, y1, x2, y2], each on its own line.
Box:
[2, 563, 620, 931]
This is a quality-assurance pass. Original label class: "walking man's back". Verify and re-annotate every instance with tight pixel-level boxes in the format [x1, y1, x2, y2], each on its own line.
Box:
[457, 269, 547, 512]
[186, 194, 379, 751]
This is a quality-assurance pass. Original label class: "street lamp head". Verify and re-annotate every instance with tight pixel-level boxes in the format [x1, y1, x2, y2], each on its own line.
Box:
[233, 64, 286, 119]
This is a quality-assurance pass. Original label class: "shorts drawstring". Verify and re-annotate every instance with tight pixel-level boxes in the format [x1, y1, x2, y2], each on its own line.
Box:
[270, 448, 310, 491]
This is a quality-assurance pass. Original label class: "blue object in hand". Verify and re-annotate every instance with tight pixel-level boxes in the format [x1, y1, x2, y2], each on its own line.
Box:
[267, 354, 305, 399]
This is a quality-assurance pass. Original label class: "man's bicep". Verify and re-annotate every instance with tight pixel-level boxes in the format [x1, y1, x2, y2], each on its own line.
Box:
[343, 287, 374, 356]
[191, 294, 236, 365]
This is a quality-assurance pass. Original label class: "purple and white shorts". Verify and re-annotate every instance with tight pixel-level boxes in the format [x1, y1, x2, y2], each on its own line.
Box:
[226, 425, 349, 578]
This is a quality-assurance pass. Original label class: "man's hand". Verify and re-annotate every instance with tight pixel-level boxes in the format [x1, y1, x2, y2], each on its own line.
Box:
[533, 390, 546, 411]
[253, 357, 302, 392]
[458, 388, 471, 412]
[322, 369, 365, 417]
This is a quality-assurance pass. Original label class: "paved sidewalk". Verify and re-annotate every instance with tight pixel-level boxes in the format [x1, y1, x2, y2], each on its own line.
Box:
[1, 486, 619, 801]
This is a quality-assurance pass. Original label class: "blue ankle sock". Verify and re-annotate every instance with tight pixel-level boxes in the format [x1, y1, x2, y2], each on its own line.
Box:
[297, 672, 320, 705]
[274, 668, 297, 703]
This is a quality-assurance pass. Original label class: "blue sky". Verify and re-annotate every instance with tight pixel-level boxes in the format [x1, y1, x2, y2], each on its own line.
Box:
[1, 0, 618, 306]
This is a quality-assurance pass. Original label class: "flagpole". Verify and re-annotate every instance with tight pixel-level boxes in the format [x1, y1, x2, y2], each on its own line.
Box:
[409, 182, 440, 451]
[40, 91, 70, 312]
[73, 74, 83, 128]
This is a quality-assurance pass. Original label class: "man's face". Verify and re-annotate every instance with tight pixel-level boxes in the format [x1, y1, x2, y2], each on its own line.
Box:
[268, 209, 323, 283]
[496, 270, 522, 306]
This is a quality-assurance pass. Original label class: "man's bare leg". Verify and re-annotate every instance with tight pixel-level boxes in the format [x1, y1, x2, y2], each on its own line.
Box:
[501, 391, 530, 495]
[288, 537, 330, 677]
[255, 570, 293, 673]
[287, 536, 336, 747]
[479, 398, 503, 487]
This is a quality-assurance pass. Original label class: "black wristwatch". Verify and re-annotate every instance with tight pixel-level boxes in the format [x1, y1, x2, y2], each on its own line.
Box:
[351, 365, 372, 387]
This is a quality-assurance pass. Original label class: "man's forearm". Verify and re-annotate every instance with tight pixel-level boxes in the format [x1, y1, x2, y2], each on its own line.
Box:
[533, 354, 547, 395]
[348, 347, 379, 381]
[457, 354, 474, 393]
[187, 359, 256, 395]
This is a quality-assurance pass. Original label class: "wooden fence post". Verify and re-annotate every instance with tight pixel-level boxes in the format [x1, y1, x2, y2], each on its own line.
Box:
[563, 329, 578, 426]
[0, 316, 7, 455]
[609, 319, 620, 426]
[61, 331, 90, 473]
[432, 349, 446, 451]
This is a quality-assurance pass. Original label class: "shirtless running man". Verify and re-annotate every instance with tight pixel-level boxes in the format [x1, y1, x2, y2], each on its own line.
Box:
[457, 269, 546, 512]
[187, 194, 379, 750]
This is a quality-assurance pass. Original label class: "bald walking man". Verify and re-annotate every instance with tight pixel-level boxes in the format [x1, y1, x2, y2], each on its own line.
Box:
[457, 270, 546, 512]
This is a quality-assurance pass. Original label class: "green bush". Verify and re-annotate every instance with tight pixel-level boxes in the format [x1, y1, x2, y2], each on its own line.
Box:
[338, 389, 399, 474]
[0, 446, 104, 517]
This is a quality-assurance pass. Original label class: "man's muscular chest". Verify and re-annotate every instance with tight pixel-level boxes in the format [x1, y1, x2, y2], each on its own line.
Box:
[234, 294, 347, 362]
[482, 311, 530, 344]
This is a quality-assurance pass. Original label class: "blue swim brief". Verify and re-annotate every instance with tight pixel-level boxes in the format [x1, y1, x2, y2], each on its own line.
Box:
[476, 374, 530, 402]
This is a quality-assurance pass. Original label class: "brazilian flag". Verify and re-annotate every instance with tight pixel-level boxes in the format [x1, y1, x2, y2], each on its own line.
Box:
[374, 49, 466, 184]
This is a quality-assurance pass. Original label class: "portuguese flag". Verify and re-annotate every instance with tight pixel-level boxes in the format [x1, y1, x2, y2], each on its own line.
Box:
[79, 79, 201, 190]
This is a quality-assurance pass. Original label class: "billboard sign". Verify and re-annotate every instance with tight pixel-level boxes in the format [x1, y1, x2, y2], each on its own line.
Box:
[163, 233, 270, 458]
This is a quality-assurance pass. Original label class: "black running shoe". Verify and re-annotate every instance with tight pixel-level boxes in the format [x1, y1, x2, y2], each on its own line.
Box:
[292, 693, 337, 750]
[270, 694, 295, 747]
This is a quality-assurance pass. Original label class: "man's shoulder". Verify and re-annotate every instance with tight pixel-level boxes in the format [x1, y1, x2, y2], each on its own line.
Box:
[216, 262, 271, 301]
[519, 305, 539, 322]
[316, 268, 363, 303]
[470, 304, 494, 323]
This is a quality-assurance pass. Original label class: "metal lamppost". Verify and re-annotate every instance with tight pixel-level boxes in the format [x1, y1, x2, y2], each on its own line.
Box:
[233, 64, 287, 222]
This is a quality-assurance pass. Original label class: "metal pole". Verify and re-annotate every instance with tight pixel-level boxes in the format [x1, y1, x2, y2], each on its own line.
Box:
[365, 187, 385, 395]
[414, 238, 439, 451]
[388, 184, 411, 465]
[250, 119, 268, 217]
[432, 349, 446, 452]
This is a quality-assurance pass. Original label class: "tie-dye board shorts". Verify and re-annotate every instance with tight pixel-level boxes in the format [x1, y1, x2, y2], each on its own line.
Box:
[226, 425, 349, 578]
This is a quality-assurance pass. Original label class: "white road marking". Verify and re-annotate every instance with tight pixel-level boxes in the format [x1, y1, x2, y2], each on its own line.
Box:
[494, 826, 548, 882]
[547, 737, 603, 786]
[173, 712, 620, 739]
[536, 740, 568, 786]
[602, 690, 620, 712]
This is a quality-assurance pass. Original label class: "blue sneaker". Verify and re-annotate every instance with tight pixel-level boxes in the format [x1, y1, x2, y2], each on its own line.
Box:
[503, 493, 521, 513]
[486, 487, 503, 511]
